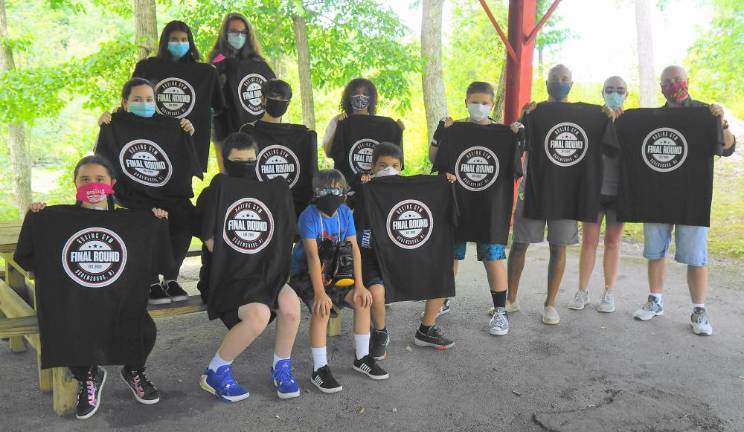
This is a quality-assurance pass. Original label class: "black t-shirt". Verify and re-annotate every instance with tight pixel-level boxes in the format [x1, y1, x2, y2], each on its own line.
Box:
[523, 102, 618, 222]
[432, 121, 523, 243]
[13, 205, 173, 369]
[240, 121, 318, 217]
[214, 58, 276, 140]
[360, 175, 457, 303]
[615, 107, 723, 226]
[95, 110, 202, 210]
[133, 57, 224, 172]
[196, 174, 295, 319]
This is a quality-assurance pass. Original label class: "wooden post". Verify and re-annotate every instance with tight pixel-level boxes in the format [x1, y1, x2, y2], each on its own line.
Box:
[52, 367, 77, 416]
[327, 307, 342, 337]
[37, 350, 52, 392]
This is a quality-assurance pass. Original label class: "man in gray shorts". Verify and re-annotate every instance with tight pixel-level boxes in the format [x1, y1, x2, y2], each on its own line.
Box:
[506, 64, 578, 325]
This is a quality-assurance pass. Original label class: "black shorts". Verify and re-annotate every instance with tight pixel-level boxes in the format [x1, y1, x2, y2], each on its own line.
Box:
[361, 248, 384, 287]
[219, 308, 277, 330]
[288, 273, 353, 318]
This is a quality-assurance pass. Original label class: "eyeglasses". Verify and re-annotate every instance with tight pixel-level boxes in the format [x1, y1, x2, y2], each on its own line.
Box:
[604, 87, 626, 95]
[315, 187, 345, 197]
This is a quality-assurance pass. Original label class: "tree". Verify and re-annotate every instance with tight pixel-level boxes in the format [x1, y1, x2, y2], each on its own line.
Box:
[133, 0, 157, 60]
[421, 0, 447, 143]
[535, 0, 572, 78]
[291, 1, 315, 129]
[634, 0, 656, 107]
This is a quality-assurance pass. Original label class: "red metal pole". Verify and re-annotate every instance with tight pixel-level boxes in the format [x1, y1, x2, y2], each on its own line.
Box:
[504, 0, 537, 124]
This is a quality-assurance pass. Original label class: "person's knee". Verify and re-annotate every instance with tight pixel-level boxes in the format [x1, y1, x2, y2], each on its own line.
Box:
[581, 224, 600, 248]
[548, 243, 566, 256]
[509, 242, 529, 257]
[369, 284, 385, 304]
[238, 304, 271, 332]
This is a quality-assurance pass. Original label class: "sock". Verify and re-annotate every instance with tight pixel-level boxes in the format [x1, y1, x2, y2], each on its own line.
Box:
[491, 290, 507, 309]
[208, 352, 232, 372]
[311, 347, 327, 371]
[419, 323, 432, 334]
[650, 293, 663, 304]
[273, 353, 289, 369]
[692, 303, 705, 310]
[354, 333, 370, 360]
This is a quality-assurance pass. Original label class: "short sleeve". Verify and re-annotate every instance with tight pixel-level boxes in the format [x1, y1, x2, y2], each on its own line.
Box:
[132, 59, 146, 79]
[431, 120, 446, 147]
[298, 208, 320, 240]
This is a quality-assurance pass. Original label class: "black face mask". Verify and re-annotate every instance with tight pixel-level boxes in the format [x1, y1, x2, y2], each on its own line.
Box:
[224, 159, 258, 179]
[264, 99, 290, 118]
[315, 194, 345, 216]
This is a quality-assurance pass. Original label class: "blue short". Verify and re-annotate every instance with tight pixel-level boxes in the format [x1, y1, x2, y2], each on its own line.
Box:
[643, 223, 708, 267]
[453, 242, 506, 262]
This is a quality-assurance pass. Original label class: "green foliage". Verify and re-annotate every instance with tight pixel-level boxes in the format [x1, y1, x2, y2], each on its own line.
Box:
[535, 0, 573, 52]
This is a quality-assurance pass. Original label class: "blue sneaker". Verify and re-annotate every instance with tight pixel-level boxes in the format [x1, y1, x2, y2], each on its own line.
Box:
[199, 365, 249, 403]
[272, 359, 300, 399]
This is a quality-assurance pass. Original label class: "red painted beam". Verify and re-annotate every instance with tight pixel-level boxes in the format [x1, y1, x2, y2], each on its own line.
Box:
[503, 0, 537, 124]
[478, 0, 517, 62]
[526, 0, 562, 44]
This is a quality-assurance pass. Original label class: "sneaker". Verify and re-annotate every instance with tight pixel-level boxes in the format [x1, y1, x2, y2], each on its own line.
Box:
[597, 290, 616, 313]
[690, 307, 713, 336]
[488, 307, 509, 336]
[75, 367, 106, 420]
[352, 355, 390, 380]
[120, 367, 160, 405]
[568, 289, 590, 310]
[200, 365, 249, 402]
[310, 365, 342, 394]
[542, 305, 560, 325]
[506, 299, 520, 313]
[633, 295, 664, 321]
[370, 329, 390, 361]
[272, 359, 300, 399]
[148, 282, 172, 305]
[414, 325, 455, 350]
[163, 280, 189, 303]
[420, 298, 451, 319]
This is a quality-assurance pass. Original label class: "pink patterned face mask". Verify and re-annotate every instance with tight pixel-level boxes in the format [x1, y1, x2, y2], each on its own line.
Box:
[661, 80, 689, 104]
[75, 183, 113, 204]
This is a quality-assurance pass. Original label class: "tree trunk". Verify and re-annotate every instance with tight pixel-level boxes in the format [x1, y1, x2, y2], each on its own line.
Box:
[292, 9, 316, 130]
[0, 0, 32, 216]
[492, 62, 507, 123]
[634, 0, 656, 107]
[133, 0, 157, 60]
[421, 0, 447, 143]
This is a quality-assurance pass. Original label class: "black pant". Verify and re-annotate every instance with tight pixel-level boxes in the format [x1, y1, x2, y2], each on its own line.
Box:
[165, 224, 192, 280]
[69, 314, 157, 380]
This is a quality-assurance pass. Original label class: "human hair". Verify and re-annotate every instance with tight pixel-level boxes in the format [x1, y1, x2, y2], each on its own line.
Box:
[73, 155, 116, 181]
[156, 20, 201, 62]
[209, 13, 265, 62]
[371, 142, 403, 166]
[340, 78, 378, 115]
[262, 79, 292, 100]
[121, 77, 155, 101]
[466, 81, 495, 98]
[312, 169, 348, 192]
[222, 132, 259, 161]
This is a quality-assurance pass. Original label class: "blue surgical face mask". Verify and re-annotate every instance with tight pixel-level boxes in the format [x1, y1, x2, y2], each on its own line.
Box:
[128, 102, 156, 118]
[227, 32, 246, 50]
[467, 103, 492, 122]
[167, 41, 190, 58]
[547, 81, 572, 100]
[603, 92, 625, 110]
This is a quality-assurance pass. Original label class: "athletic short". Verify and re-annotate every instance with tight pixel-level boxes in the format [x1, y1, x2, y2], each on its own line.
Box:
[288, 273, 353, 317]
[643, 223, 708, 267]
[587, 195, 620, 225]
[453, 242, 506, 261]
[512, 190, 578, 245]
[219, 309, 277, 330]
[361, 248, 384, 287]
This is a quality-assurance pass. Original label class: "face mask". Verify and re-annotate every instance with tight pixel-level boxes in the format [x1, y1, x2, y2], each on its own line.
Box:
[375, 166, 400, 177]
[76, 183, 113, 204]
[224, 159, 258, 179]
[128, 102, 156, 118]
[547, 81, 571, 100]
[603, 92, 625, 110]
[315, 194, 345, 216]
[227, 32, 246, 50]
[467, 103, 492, 121]
[167, 41, 190, 58]
[661, 80, 689, 104]
[264, 99, 290, 118]
[350, 94, 370, 111]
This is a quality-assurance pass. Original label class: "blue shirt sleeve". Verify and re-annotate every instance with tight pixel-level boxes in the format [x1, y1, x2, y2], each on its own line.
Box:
[298, 207, 320, 240]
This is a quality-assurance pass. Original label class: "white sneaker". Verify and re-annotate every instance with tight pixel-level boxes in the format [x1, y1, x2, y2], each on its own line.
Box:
[505, 300, 520, 313]
[690, 307, 713, 336]
[633, 295, 664, 321]
[567, 289, 589, 310]
[542, 305, 560, 325]
[597, 290, 616, 313]
[488, 308, 509, 336]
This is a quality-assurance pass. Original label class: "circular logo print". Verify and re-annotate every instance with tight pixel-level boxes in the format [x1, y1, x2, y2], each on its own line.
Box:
[222, 198, 274, 254]
[455, 146, 500, 191]
[62, 227, 127, 288]
[348, 138, 380, 174]
[641, 127, 688, 172]
[154, 77, 196, 118]
[386, 199, 434, 250]
[119, 139, 173, 187]
[238, 73, 268, 115]
[544, 122, 589, 167]
[256, 145, 301, 188]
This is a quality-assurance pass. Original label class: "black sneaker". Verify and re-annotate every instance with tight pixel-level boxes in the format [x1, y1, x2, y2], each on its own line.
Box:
[370, 329, 390, 361]
[75, 367, 106, 420]
[148, 282, 172, 305]
[414, 325, 455, 350]
[120, 367, 160, 404]
[352, 355, 390, 380]
[163, 280, 189, 303]
[310, 365, 342, 394]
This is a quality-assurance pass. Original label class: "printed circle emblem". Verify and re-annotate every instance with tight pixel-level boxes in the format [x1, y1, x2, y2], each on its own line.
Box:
[386, 199, 433, 249]
[222, 198, 274, 254]
[62, 227, 127, 288]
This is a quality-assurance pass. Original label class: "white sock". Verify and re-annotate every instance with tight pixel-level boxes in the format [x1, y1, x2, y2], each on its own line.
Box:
[311, 347, 327, 371]
[354, 333, 370, 360]
[692, 303, 705, 310]
[650, 293, 663, 303]
[273, 353, 289, 369]
[208, 352, 232, 372]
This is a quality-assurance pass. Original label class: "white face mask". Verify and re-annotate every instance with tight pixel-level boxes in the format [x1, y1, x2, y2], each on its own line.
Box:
[375, 166, 400, 177]
[467, 103, 492, 121]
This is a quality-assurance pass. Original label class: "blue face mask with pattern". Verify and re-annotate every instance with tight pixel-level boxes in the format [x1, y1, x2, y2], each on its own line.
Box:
[603, 92, 625, 110]
[227, 32, 246, 50]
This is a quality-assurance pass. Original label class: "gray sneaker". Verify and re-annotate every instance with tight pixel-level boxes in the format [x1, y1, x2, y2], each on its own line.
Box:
[633, 295, 664, 321]
[597, 290, 616, 313]
[691, 307, 713, 336]
[488, 308, 509, 336]
[567, 289, 590, 310]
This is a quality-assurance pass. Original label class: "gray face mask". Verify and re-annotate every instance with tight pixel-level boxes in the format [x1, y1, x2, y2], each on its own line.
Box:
[350, 94, 370, 111]
[375, 166, 400, 177]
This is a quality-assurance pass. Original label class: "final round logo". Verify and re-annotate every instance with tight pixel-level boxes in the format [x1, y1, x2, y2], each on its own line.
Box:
[256, 145, 301, 188]
[641, 127, 688, 172]
[544, 122, 589, 167]
[348, 138, 380, 174]
[238, 73, 267, 115]
[119, 139, 173, 187]
[386, 200, 434, 250]
[62, 228, 127, 288]
[455, 146, 500, 191]
[222, 198, 275, 254]
[154, 77, 196, 118]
